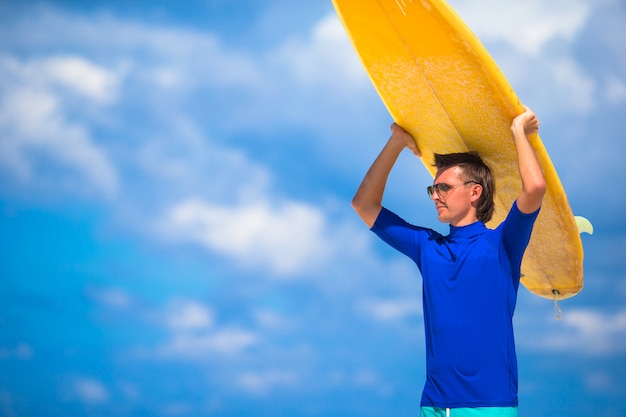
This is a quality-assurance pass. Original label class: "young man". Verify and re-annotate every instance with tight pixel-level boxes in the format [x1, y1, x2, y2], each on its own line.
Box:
[352, 106, 545, 417]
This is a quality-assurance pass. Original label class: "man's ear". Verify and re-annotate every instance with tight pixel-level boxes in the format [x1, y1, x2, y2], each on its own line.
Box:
[470, 184, 483, 203]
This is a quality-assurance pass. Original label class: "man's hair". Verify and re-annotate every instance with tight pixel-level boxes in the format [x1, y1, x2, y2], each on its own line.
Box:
[433, 152, 495, 223]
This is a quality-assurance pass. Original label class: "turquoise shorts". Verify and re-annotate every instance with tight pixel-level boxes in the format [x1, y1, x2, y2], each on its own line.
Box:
[420, 407, 518, 417]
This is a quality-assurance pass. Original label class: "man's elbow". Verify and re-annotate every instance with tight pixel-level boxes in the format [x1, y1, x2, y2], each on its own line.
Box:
[351, 196, 381, 228]
[351, 196, 365, 215]
[527, 179, 547, 199]
[535, 178, 547, 195]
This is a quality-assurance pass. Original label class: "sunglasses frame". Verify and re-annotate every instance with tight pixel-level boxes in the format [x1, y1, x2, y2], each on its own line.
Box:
[427, 181, 479, 198]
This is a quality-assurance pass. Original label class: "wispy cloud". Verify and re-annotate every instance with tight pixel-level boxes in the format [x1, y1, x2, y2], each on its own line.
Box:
[152, 327, 259, 359]
[163, 299, 215, 331]
[520, 308, 626, 355]
[159, 198, 332, 277]
[234, 370, 298, 395]
[270, 13, 366, 90]
[0, 54, 120, 196]
[358, 298, 422, 322]
[451, 0, 593, 56]
[70, 376, 110, 405]
[122, 297, 259, 361]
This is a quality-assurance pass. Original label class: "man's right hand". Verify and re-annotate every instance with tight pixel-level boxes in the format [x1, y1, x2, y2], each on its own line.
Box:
[390, 123, 422, 157]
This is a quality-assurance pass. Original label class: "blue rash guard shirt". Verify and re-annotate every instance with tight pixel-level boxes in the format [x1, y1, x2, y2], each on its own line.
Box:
[371, 202, 539, 408]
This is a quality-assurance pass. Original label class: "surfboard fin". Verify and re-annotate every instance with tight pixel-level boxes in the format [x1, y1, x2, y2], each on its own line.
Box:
[575, 216, 594, 235]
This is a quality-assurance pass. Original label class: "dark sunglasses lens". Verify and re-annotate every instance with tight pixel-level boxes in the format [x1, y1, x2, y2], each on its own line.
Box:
[427, 186, 434, 197]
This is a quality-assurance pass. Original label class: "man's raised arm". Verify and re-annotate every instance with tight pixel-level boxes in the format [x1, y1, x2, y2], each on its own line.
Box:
[352, 123, 421, 228]
[511, 106, 546, 214]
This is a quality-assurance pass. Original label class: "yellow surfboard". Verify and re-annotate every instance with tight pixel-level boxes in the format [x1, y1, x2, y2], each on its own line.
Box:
[333, 0, 590, 300]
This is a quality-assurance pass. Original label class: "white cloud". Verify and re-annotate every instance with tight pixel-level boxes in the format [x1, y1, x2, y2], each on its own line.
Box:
[272, 13, 366, 89]
[4, 4, 266, 92]
[562, 309, 626, 353]
[234, 370, 297, 395]
[359, 298, 422, 322]
[327, 369, 393, 396]
[450, 0, 593, 56]
[254, 12, 383, 142]
[89, 287, 133, 310]
[118, 381, 140, 401]
[254, 309, 297, 331]
[133, 128, 273, 205]
[605, 76, 626, 104]
[72, 377, 109, 405]
[164, 299, 214, 331]
[547, 58, 596, 114]
[0, 7, 372, 207]
[153, 328, 258, 360]
[161, 198, 332, 277]
[104, 296, 259, 361]
[521, 308, 626, 355]
[130, 26, 263, 92]
[34, 55, 120, 103]
[0, 54, 119, 197]
[443, 0, 604, 119]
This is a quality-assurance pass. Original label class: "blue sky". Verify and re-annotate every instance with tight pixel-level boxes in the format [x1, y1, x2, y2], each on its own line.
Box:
[0, 0, 625, 416]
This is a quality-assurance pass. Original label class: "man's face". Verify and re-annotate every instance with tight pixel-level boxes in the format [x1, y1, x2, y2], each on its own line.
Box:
[431, 166, 478, 226]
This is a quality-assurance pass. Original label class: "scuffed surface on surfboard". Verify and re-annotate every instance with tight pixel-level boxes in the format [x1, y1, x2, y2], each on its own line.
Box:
[333, 0, 584, 299]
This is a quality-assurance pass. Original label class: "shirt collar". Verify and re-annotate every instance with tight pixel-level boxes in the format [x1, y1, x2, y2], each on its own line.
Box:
[448, 221, 487, 239]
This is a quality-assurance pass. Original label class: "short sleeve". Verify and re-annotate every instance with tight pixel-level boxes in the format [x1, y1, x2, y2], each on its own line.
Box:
[371, 207, 440, 265]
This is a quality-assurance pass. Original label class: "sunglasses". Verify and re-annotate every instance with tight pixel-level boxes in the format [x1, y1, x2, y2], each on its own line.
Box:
[427, 181, 479, 198]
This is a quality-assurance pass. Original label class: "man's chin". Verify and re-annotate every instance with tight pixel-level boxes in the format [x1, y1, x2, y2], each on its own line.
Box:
[436, 207, 449, 222]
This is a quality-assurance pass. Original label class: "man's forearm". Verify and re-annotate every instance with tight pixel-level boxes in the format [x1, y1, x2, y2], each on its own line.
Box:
[352, 138, 406, 227]
[511, 110, 546, 214]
